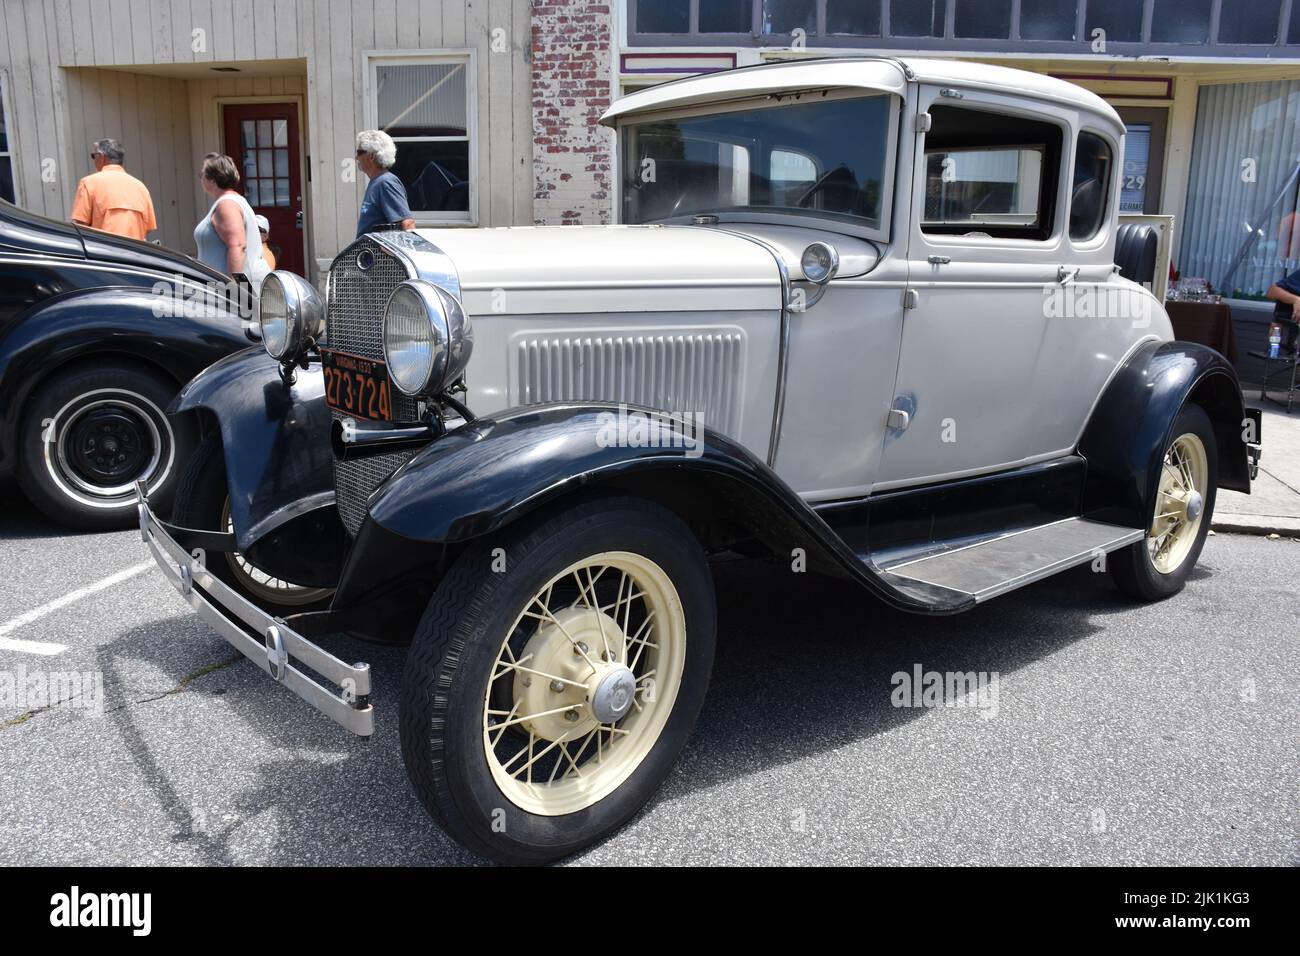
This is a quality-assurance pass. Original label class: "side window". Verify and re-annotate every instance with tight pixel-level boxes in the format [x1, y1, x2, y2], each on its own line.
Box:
[921, 105, 1063, 241]
[1070, 132, 1113, 242]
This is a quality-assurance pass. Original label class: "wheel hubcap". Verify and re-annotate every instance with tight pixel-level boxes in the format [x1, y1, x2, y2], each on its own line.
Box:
[44, 391, 169, 507]
[1149, 432, 1209, 574]
[483, 552, 686, 816]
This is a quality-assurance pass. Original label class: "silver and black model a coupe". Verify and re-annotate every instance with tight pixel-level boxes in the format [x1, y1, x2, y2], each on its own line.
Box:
[138, 58, 1261, 863]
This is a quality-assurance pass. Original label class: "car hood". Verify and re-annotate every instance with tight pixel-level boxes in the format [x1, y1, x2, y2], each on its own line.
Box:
[76, 226, 228, 287]
[413, 224, 783, 315]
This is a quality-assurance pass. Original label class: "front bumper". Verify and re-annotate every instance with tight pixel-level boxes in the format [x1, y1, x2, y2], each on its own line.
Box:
[135, 483, 374, 736]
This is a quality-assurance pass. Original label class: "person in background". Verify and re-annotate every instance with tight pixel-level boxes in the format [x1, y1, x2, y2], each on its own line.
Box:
[193, 153, 269, 290]
[354, 129, 416, 237]
[256, 214, 277, 272]
[71, 139, 157, 241]
[1265, 266, 1300, 351]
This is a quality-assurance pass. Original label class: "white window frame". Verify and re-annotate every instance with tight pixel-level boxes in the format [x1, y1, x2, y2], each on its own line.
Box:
[0, 71, 19, 206]
[363, 50, 478, 226]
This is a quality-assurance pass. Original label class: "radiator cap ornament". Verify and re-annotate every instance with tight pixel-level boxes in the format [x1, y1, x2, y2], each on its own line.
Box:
[356, 248, 375, 271]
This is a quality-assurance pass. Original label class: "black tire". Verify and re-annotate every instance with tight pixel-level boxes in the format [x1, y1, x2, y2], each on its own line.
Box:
[399, 496, 716, 865]
[1110, 403, 1218, 601]
[16, 362, 194, 530]
[172, 432, 333, 613]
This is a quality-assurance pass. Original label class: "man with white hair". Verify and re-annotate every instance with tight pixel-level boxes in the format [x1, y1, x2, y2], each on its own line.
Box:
[71, 138, 157, 241]
[354, 129, 415, 237]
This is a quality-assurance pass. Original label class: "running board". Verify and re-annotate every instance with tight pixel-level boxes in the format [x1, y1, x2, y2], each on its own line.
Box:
[877, 518, 1144, 604]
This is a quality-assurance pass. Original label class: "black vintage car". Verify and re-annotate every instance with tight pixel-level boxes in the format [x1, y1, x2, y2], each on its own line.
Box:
[0, 200, 254, 528]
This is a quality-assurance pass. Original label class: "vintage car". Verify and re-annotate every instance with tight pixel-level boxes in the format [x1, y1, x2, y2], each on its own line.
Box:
[138, 57, 1261, 863]
[0, 199, 255, 528]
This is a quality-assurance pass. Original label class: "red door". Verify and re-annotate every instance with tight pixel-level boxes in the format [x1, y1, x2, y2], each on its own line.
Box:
[222, 103, 305, 276]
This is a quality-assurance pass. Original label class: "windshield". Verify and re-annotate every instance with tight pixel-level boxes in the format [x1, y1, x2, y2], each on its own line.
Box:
[621, 93, 893, 231]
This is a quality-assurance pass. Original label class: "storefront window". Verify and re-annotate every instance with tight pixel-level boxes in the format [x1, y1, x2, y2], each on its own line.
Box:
[1181, 80, 1300, 298]
[763, 0, 816, 35]
[891, 0, 945, 37]
[0, 80, 14, 204]
[1120, 124, 1152, 213]
[700, 0, 752, 33]
[1218, 1, 1282, 44]
[1151, 0, 1211, 43]
[1020, 0, 1077, 40]
[826, 0, 880, 35]
[637, 0, 689, 33]
[955, 0, 1012, 39]
[1084, 0, 1143, 42]
[370, 56, 472, 221]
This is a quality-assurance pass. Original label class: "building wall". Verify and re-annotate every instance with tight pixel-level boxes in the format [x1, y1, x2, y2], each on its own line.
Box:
[531, 0, 614, 225]
[0, 0, 535, 277]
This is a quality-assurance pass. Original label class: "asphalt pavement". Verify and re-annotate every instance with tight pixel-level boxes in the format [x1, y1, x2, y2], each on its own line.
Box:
[1, 480, 1296, 866]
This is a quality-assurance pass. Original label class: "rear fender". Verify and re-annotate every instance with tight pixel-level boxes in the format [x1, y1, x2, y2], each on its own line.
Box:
[1079, 340, 1251, 528]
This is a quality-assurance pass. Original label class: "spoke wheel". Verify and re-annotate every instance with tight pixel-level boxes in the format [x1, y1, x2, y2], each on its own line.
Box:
[482, 551, 686, 816]
[1148, 432, 1209, 574]
[218, 499, 335, 608]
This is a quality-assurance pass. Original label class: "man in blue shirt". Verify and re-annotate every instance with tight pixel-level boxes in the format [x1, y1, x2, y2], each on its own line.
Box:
[355, 129, 416, 237]
[1266, 267, 1300, 350]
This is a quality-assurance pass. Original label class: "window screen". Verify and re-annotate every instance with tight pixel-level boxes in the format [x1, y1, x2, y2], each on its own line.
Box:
[1071, 132, 1113, 241]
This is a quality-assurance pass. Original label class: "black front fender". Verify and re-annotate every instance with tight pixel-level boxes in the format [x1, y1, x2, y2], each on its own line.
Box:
[343, 403, 973, 616]
[171, 348, 336, 550]
[0, 285, 253, 476]
[1079, 340, 1251, 528]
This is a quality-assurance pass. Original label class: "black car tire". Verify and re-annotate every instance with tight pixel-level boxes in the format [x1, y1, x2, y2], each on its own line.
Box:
[399, 496, 716, 865]
[171, 432, 333, 613]
[17, 362, 194, 531]
[1110, 403, 1218, 601]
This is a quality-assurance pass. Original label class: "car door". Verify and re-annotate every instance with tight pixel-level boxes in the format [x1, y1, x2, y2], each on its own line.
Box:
[874, 86, 1075, 489]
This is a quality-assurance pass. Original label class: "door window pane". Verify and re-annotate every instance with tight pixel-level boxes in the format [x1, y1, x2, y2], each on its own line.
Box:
[1151, 0, 1210, 43]
[257, 150, 273, 178]
[1070, 132, 1112, 240]
[1119, 124, 1151, 212]
[699, 0, 751, 33]
[257, 119, 272, 147]
[1291, 10, 1300, 43]
[891, 0, 945, 37]
[827, 0, 881, 35]
[636, 0, 689, 33]
[274, 149, 289, 177]
[274, 178, 290, 206]
[241, 120, 255, 150]
[1218, 1, 1281, 44]
[0, 93, 9, 152]
[0, 157, 12, 204]
[1086, 0, 1143, 42]
[376, 62, 467, 136]
[1020, 0, 1077, 40]
[272, 119, 288, 147]
[764, 0, 816, 34]
[926, 148, 1045, 227]
[956, 0, 1012, 39]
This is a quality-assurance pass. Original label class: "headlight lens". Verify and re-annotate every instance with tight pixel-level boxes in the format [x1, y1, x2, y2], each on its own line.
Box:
[383, 280, 473, 397]
[259, 271, 324, 361]
[800, 242, 839, 284]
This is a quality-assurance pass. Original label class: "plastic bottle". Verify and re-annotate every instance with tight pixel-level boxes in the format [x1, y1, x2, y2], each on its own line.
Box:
[1268, 322, 1282, 358]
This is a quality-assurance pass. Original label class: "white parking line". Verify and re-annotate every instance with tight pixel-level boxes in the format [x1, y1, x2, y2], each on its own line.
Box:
[0, 560, 155, 655]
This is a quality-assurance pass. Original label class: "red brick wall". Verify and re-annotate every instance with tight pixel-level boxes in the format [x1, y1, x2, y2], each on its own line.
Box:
[531, 1, 614, 224]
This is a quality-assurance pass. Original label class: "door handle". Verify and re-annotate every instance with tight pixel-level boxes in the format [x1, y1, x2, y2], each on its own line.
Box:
[295, 210, 305, 230]
[1057, 266, 1080, 286]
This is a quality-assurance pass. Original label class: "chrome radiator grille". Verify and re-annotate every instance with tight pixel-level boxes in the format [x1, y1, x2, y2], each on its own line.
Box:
[326, 237, 419, 534]
[515, 331, 747, 437]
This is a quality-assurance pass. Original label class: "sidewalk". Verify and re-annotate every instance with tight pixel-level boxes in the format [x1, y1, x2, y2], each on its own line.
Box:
[1214, 398, 1300, 537]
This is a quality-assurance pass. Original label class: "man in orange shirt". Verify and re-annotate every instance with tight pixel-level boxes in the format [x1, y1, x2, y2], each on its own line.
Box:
[70, 139, 157, 242]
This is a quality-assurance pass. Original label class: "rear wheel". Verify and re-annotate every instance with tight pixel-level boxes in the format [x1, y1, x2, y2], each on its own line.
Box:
[172, 432, 333, 612]
[399, 497, 716, 864]
[17, 363, 194, 530]
[1110, 403, 1217, 601]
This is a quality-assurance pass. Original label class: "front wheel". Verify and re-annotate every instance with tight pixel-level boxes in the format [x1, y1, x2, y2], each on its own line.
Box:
[399, 497, 716, 865]
[1110, 403, 1218, 601]
[17, 362, 195, 530]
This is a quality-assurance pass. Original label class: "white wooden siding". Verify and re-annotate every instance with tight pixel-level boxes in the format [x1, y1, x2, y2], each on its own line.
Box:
[0, 0, 533, 271]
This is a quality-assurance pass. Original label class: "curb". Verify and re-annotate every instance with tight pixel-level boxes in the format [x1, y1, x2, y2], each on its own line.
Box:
[1209, 519, 1300, 538]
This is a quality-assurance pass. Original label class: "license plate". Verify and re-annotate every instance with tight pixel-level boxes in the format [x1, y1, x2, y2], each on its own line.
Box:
[320, 349, 394, 422]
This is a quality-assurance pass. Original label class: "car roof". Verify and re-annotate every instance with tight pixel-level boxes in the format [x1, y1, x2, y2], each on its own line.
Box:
[600, 56, 1123, 131]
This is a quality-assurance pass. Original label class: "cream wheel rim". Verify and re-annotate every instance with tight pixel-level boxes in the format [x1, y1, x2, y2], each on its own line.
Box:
[1149, 432, 1209, 574]
[482, 551, 686, 816]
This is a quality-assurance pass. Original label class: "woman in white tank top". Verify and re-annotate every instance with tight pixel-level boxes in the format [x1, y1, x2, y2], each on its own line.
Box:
[194, 153, 270, 289]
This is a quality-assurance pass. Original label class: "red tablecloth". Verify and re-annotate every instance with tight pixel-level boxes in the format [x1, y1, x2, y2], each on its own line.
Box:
[1166, 300, 1239, 364]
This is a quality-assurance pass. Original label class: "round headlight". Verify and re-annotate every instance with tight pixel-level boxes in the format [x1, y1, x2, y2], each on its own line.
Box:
[259, 271, 324, 361]
[383, 280, 473, 397]
[800, 242, 839, 284]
